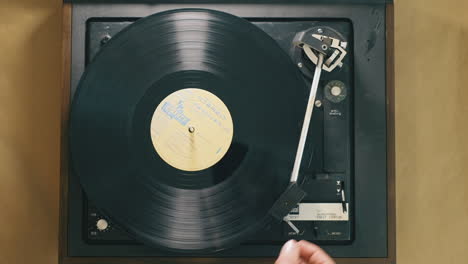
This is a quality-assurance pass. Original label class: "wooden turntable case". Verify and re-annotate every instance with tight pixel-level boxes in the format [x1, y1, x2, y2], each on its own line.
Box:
[58, 1, 395, 263]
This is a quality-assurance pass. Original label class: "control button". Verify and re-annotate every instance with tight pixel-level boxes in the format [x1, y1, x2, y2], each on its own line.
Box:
[324, 80, 347, 103]
[96, 219, 109, 231]
[331, 86, 342, 96]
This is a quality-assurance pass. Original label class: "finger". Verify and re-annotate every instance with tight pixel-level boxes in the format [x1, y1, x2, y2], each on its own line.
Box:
[275, 240, 300, 264]
[297, 240, 335, 264]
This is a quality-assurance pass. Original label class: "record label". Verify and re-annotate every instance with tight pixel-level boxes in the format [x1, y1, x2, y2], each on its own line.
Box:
[150, 88, 233, 171]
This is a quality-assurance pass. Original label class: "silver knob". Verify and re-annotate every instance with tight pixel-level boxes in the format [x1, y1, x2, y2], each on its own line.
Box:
[330, 86, 342, 96]
[96, 219, 109, 231]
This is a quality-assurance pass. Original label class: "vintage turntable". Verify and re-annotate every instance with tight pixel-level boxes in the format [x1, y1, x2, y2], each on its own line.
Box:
[59, 1, 395, 263]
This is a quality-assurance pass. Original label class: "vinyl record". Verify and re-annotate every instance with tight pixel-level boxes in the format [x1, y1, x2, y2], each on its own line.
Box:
[70, 8, 308, 253]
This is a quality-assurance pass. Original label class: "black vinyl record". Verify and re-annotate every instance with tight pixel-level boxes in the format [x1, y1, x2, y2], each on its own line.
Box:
[70, 9, 308, 252]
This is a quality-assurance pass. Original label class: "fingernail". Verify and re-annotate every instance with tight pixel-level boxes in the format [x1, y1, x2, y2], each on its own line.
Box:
[280, 239, 297, 254]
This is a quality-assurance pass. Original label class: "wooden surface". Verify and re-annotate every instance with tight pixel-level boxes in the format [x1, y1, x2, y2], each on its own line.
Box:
[0, 0, 468, 264]
[385, 4, 396, 264]
[0, 1, 63, 264]
[58, 3, 71, 263]
[395, 0, 468, 263]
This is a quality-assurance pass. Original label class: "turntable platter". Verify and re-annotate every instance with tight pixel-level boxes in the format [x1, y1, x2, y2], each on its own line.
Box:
[70, 8, 307, 252]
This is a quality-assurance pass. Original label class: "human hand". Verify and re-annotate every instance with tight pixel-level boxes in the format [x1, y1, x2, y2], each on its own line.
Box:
[275, 240, 335, 264]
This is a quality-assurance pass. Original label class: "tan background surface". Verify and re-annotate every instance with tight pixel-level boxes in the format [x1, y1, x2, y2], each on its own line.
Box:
[0, 0, 467, 263]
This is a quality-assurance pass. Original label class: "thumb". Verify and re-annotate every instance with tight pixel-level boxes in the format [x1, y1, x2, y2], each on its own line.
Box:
[275, 240, 300, 264]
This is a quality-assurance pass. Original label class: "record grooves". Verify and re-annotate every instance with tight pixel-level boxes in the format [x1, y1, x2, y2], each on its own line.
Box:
[70, 9, 308, 252]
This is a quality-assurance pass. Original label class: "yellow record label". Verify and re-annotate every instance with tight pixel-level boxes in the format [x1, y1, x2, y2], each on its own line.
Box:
[150, 88, 234, 171]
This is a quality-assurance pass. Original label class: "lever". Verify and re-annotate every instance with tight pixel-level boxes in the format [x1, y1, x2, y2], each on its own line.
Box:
[273, 31, 348, 234]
